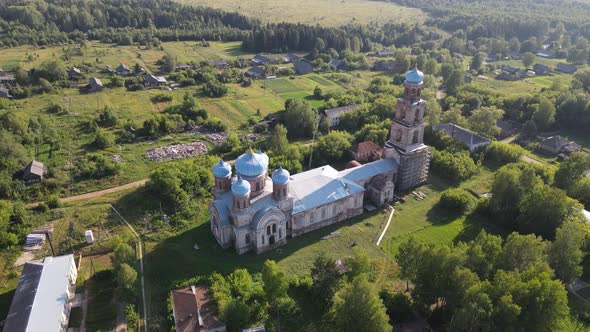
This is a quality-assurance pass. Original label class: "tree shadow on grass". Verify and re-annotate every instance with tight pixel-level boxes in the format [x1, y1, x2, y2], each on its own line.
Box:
[453, 211, 509, 244]
[425, 203, 462, 226]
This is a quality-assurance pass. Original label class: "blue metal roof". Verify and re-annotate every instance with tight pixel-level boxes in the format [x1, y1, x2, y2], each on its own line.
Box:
[212, 200, 231, 226]
[272, 166, 290, 185]
[290, 175, 365, 215]
[339, 159, 398, 183]
[231, 177, 251, 197]
[213, 159, 232, 178]
[405, 68, 424, 84]
[235, 150, 268, 178]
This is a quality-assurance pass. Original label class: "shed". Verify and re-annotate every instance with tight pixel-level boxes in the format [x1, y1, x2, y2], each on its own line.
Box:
[86, 77, 103, 93]
[246, 66, 266, 79]
[0, 87, 12, 99]
[350, 141, 383, 162]
[85, 230, 94, 244]
[21, 160, 46, 184]
[171, 285, 225, 332]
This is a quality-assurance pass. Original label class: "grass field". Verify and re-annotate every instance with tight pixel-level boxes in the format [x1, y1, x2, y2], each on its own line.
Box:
[176, 0, 426, 26]
[0, 41, 361, 197]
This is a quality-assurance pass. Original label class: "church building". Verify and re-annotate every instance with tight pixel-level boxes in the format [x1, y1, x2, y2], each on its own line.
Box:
[209, 69, 430, 254]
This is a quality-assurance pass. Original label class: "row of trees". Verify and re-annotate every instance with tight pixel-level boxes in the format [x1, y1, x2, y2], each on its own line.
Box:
[397, 226, 586, 331]
[209, 251, 391, 332]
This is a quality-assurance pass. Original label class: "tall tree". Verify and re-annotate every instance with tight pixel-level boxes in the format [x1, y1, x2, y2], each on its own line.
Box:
[331, 276, 392, 332]
[468, 106, 504, 138]
[283, 99, 317, 139]
[396, 237, 425, 291]
[554, 152, 590, 191]
[532, 97, 556, 130]
[269, 124, 289, 155]
[549, 220, 587, 283]
[522, 52, 536, 68]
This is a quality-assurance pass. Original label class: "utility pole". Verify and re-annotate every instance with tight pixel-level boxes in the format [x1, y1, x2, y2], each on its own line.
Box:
[45, 231, 55, 256]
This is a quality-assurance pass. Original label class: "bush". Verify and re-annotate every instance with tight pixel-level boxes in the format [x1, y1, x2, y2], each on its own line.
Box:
[439, 188, 475, 213]
[150, 93, 173, 103]
[92, 130, 115, 149]
[430, 149, 479, 182]
[46, 195, 61, 209]
[46, 104, 64, 114]
[485, 141, 526, 165]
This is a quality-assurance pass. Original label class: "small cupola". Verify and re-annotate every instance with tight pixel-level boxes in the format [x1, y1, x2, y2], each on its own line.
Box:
[232, 176, 251, 210]
[271, 166, 290, 200]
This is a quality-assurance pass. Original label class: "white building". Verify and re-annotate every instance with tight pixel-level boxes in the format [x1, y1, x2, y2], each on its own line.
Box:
[4, 255, 78, 332]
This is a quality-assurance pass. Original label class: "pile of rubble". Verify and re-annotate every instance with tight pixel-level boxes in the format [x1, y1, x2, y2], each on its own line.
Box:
[146, 141, 208, 162]
[206, 132, 227, 145]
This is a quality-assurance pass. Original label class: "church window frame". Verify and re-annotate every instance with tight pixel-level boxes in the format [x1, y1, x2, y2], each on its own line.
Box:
[245, 234, 250, 244]
[272, 224, 277, 233]
[267, 225, 271, 235]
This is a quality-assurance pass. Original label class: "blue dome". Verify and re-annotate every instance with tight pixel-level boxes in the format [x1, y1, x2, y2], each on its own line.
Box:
[235, 150, 269, 178]
[272, 166, 290, 185]
[405, 68, 424, 84]
[213, 159, 232, 178]
[231, 177, 251, 197]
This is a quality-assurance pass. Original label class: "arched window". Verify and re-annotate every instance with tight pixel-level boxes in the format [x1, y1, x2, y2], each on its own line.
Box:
[262, 235, 265, 245]
[245, 234, 250, 244]
[279, 229, 282, 239]
[272, 224, 276, 233]
[267, 225, 271, 235]
[413, 130, 419, 144]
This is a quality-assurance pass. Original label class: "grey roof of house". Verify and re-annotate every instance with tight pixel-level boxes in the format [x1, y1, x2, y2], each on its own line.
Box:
[501, 65, 520, 74]
[329, 58, 344, 69]
[0, 87, 12, 97]
[23, 160, 44, 178]
[89, 77, 103, 87]
[69, 67, 81, 74]
[116, 64, 129, 71]
[145, 74, 167, 83]
[376, 50, 395, 56]
[324, 104, 362, 118]
[252, 54, 271, 64]
[556, 63, 577, 74]
[247, 66, 265, 76]
[540, 135, 568, 149]
[283, 54, 300, 62]
[293, 59, 313, 74]
[3, 262, 44, 332]
[208, 60, 228, 66]
[533, 63, 549, 71]
[433, 123, 491, 147]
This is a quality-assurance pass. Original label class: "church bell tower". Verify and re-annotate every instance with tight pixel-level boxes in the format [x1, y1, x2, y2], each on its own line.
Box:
[384, 68, 430, 191]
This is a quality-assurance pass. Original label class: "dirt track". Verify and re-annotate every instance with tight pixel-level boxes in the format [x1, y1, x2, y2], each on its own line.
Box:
[27, 179, 148, 207]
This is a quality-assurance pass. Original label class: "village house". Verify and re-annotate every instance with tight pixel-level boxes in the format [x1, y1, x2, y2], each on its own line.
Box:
[433, 123, 491, 153]
[115, 64, 131, 76]
[170, 285, 226, 332]
[536, 50, 556, 58]
[509, 51, 523, 60]
[174, 64, 194, 71]
[67, 67, 82, 80]
[20, 160, 47, 184]
[533, 63, 550, 75]
[496, 119, 522, 138]
[282, 53, 300, 63]
[375, 49, 395, 57]
[538, 135, 582, 157]
[208, 60, 229, 70]
[144, 74, 167, 88]
[293, 59, 314, 75]
[372, 60, 396, 72]
[0, 69, 16, 86]
[251, 54, 272, 65]
[350, 141, 383, 162]
[324, 104, 362, 127]
[497, 65, 527, 81]
[4, 255, 78, 332]
[246, 66, 266, 79]
[210, 69, 431, 254]
[329, 58, 347, 71]
[86, 77, 103, 93]
[0, 86, 12, 99]
[555, 63, 577, 74]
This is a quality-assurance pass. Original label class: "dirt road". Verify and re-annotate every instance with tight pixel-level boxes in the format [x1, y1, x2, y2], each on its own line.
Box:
[27, 179, 148, 207]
